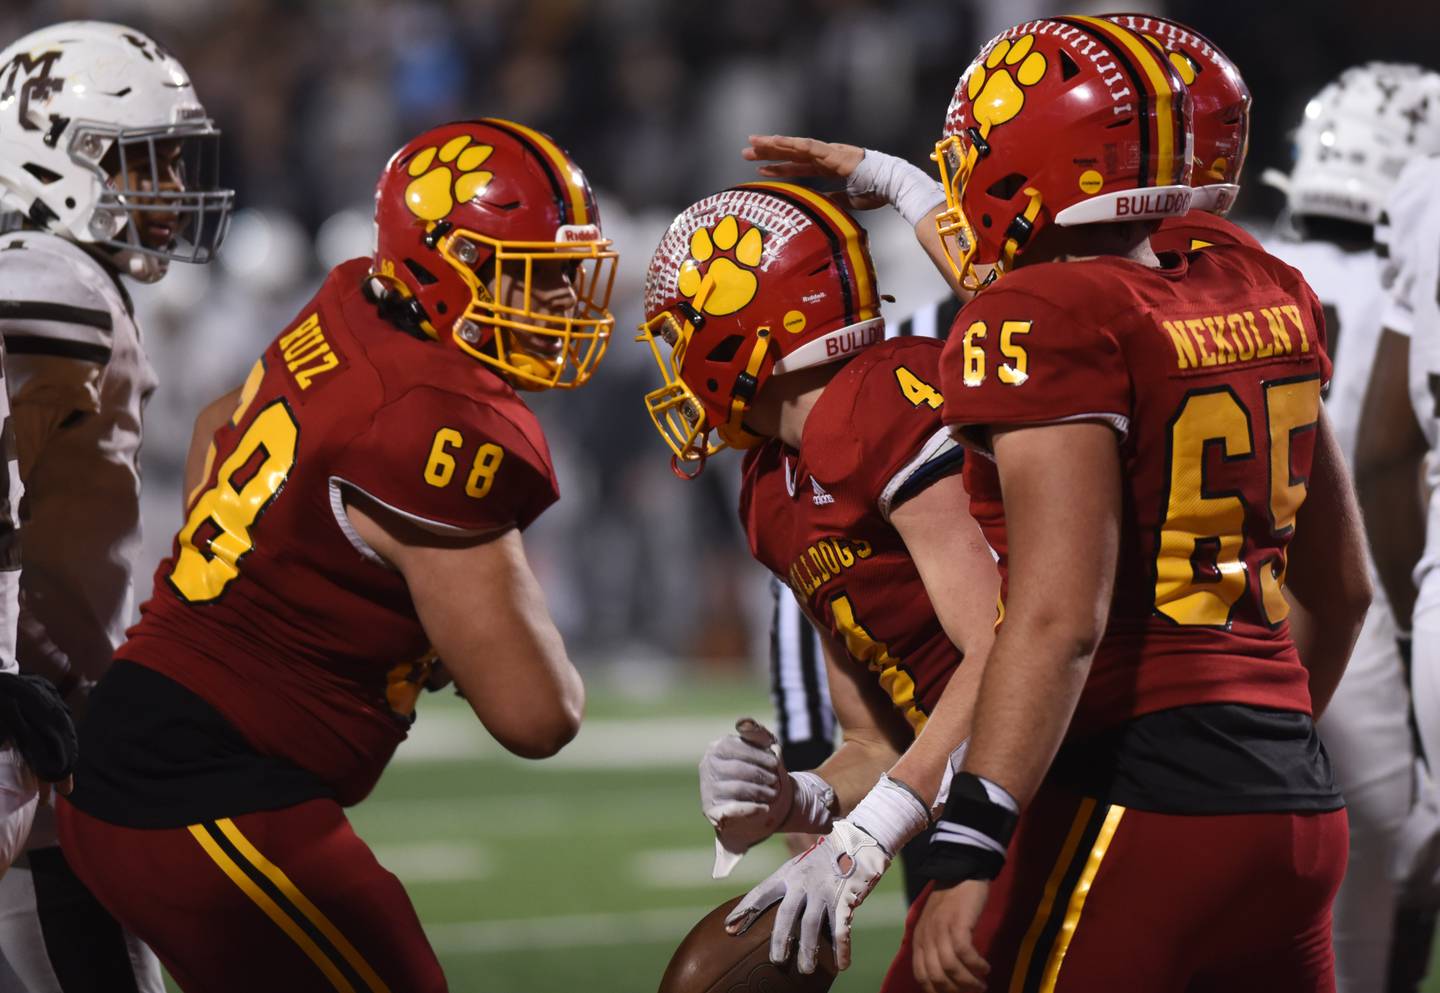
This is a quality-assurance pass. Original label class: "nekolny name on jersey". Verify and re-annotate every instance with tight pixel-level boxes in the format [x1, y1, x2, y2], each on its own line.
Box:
[279, 313, 339, 389]
[1161, 303, 1314, 372]
[788, 537, 874, 597]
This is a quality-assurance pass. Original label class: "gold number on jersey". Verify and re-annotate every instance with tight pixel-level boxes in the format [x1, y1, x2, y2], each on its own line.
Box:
[424, 428, 506, 499]
[424, 428, 464, 487]
[169, 399, 300, 604]
[465, 443, 504, 498]
[961, 321, 986, 387]
[894, 366, 944, 409]
[997, 320, 1032, 385]
[829, 593, 925, 733]
[1154, 376, 1321, 627]
[958, 320, 1031, 388]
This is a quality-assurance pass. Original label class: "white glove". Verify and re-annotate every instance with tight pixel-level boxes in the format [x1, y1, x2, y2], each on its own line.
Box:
[724, 774, 929, 973]
[700, 718, 834, 878]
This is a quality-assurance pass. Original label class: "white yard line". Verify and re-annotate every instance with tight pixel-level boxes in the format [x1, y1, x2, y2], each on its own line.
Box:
[423, 897, 909, 954]
[397, 712, 731, 769]
[370, 841, 491, 882]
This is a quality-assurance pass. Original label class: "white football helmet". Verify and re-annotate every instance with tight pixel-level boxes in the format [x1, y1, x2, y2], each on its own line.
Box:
[0, 21, 233, 282]
[1286, 62, 1440, 226]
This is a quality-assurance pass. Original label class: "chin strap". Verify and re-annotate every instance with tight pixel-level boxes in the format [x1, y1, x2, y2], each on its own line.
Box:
[722, 328, 773, 443]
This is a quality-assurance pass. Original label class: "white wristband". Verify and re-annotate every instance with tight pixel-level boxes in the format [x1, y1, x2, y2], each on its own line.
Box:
[780, 771, 836, 834]
[847, 149, 947, 227]
[848, 773, 931, 857]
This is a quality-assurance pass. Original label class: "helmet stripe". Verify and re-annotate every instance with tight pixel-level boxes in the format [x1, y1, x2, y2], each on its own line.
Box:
[741, 181, 878, 320]
[480, 118, 590, 225]
[1068, 15, 1180, 187]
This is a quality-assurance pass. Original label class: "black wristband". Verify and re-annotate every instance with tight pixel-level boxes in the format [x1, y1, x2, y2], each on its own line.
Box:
[921, 772, 1019, 883]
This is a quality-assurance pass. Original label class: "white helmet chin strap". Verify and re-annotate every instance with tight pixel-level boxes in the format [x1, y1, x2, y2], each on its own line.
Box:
[772, 318, 885, 375]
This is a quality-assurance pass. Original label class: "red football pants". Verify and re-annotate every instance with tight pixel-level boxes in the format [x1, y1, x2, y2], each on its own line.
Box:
[56, 798, 446, 993]
[882, 785, 1348, 993]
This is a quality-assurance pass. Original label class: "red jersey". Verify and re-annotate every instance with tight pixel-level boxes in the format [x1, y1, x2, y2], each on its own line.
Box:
[1154, 209, 1262, 254]
[740, 339, 969, 735]
[124, 259, 559, 805]
[941, 246, 1330, 738]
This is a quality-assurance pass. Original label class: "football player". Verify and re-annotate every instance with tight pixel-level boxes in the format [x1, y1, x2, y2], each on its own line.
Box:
[729, 16, 1368, 992]
[52, 118, 612, 992]
[635, 181, 1001, 973]
[916, 17, 1365, 991]
[0, 21, 232, 993]
[1357, 148, 1440, 993]
[1263, 63, 1440, 993]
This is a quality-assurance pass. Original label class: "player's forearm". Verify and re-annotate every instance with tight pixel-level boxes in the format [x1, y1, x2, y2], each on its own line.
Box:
[184, 386, 243, 507]
[816, 732, 902, 817]
[1284, 595, 1359, 717]
[889, 656, 984, 807]
[961, 621, 1095, 807]
[915, 208, 965, 299]
[1357, 458, 1424, 629]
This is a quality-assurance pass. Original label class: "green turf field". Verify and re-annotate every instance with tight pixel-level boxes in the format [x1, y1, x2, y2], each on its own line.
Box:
[349, 674, 905, 991]
[165, 671, 1440, 991]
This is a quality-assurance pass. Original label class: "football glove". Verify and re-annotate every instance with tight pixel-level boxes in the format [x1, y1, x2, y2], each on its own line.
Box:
[725, 774, 929, 973]
[700, 718, 835, 878]
[0, 672, 77, 782]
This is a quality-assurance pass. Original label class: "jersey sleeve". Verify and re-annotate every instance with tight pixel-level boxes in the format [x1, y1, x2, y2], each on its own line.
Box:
[805, 340, 964, 520]
[1377, 164, 1434, 339]
[0, 243, 113, 421]
[333, 385, 559, 535]
[939, 284, 1131, 446]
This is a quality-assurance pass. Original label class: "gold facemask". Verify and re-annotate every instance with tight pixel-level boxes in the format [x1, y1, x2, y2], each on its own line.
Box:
[932, 129, 1043, 293]
[436, 225, 618, 390]
[635, 276, 768, 478]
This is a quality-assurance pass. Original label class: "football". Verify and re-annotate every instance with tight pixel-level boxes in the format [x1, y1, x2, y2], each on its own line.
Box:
[658, 896, 838, 993]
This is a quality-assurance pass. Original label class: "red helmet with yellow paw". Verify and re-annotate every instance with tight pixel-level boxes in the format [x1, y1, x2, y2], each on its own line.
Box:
[1107, 13, 1251, 214]
[370, 118, 616, 390]
[637, 182, 882, 476]
[934, 16, 1193, 291]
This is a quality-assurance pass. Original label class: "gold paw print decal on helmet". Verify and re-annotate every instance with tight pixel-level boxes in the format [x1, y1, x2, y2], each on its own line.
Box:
[677, 215, 764, 317]
[968, 35, 1047, 130]
[404, 136, 495, 221]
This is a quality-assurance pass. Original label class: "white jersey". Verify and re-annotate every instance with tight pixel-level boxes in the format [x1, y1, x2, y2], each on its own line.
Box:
[0, 231, 156, 688]
[1379, 156, 1440, 586]
[1262, 238, 1385, 467]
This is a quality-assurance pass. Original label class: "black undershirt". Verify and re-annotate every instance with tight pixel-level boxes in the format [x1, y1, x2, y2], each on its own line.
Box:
[1049, 702, 1343, 814]
[65, 660, 331, 828]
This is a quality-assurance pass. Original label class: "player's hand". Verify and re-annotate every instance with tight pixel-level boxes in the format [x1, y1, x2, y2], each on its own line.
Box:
[701, 719, 787, 876]
[701, 718, 834, 877]
[913, 881, 991, 993]
[0, 672, 78, 784]
[725, 819, 891, 974]
[742, 136, 887, 211]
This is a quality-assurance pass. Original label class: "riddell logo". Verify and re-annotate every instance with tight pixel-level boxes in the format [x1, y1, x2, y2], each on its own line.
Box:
[554, 224, 601, 243]
[823, 323, 881, 358]
[1114, 189, 1193, 218]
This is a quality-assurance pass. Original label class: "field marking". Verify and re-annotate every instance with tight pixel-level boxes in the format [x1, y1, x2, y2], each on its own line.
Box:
[398, 712, 731, 769]
[371, 841, 491, 882]
[423, 897, 909, 954]
[629, 846, 781, 890]
[355, 787, 702, 839]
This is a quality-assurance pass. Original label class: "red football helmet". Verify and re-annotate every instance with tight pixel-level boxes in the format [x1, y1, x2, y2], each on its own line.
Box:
[933, 16, 1193, 291]
[1108, 13, 1251, 214]
[370, 118, 616, 390]
[637, 182, 883, 476]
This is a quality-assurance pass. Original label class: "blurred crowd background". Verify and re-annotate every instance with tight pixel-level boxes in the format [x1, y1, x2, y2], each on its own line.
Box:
[3, 0, 1438, 675]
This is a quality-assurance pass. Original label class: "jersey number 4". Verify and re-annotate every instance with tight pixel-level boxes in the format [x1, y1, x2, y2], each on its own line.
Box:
[170, 389, 299, 604]
[1154, 375, 1321, 627]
